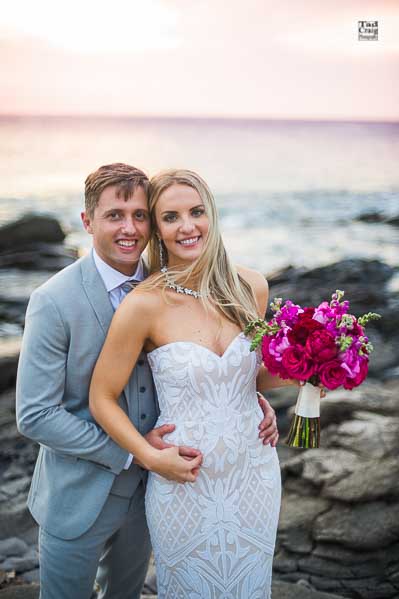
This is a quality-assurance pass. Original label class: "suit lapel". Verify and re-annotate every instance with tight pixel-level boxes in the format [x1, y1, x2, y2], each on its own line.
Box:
[80, 252, 114, 337]
[80, 252, 131, 409]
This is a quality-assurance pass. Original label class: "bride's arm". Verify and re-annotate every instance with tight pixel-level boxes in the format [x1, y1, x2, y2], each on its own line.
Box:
[238, 265, 297, 392]
[89, 290, 201, 483]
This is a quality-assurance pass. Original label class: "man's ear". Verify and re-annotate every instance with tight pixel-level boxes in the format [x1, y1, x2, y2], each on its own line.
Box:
[81, 211, 93, 234]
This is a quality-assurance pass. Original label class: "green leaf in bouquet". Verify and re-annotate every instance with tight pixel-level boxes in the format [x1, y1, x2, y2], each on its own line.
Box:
[358, 312, 381, 327]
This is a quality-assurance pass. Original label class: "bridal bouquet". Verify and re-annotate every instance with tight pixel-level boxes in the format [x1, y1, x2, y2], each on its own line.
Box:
[245, 290, 380, 448]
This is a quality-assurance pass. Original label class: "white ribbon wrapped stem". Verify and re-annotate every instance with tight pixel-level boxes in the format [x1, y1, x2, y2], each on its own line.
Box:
[295, 382, 321, 418]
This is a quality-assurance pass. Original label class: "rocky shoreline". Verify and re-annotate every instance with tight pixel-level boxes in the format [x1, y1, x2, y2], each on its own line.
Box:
[1, 214, 398, 598]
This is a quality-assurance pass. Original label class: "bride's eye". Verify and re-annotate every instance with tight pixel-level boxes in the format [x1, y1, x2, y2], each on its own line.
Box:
[192, 208, 205, 217]
[163, 213, 177, 223]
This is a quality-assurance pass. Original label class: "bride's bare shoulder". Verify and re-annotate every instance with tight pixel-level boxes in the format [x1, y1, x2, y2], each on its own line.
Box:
[236, 265, 268, 293]
[236, 265, 269, 316]
[119, 275, 164, 316]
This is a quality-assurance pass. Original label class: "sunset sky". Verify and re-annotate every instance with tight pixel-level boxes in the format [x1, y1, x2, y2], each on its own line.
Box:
[1, 0, 398, 120]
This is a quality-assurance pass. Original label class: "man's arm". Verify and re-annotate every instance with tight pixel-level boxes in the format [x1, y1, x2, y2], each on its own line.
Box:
[16, 289, 129, 475]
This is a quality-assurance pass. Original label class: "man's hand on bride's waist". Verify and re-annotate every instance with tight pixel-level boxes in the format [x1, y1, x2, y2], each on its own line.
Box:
[132, 424, 203, 482]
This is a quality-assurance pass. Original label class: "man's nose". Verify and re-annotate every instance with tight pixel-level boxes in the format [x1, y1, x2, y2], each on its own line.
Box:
[121, 217, 137, 234]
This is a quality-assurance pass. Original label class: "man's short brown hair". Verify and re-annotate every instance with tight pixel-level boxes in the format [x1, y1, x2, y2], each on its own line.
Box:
[84, 163, 149, 217]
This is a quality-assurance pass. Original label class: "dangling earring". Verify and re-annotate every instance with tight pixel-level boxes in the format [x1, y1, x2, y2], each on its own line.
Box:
[158, 237, 166, 269]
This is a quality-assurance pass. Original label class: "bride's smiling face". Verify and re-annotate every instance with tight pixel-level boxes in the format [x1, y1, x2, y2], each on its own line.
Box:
[155, 184, 209, 267]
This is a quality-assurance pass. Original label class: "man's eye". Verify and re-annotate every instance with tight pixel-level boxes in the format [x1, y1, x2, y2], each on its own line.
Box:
[109, 212, 120, 220]
[135, 211, 148, 221]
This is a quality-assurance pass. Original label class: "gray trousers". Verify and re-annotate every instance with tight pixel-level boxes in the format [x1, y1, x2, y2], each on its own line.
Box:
[39, 482, 151, 599]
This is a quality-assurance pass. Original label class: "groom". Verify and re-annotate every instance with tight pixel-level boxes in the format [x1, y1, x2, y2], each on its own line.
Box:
[16, 163, 278, 599]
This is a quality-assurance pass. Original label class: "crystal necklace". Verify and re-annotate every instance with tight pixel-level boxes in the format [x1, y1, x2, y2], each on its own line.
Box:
[161, 266, 206, 299]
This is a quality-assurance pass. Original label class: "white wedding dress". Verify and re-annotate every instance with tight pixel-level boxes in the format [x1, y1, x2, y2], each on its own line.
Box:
[145, 332, 281, 599]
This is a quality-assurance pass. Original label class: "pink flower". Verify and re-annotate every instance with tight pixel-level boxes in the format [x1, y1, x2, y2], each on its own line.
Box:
[318, 359, 347, 390]
[344, 357, 369, 390]
[261, 336, 285, 376]
[305, 329, 338, 363]
[313, 301, 331, 325]
[281, 345, 316, 381]
[268, 329, 290, 360]
[340, 346, 361, 378]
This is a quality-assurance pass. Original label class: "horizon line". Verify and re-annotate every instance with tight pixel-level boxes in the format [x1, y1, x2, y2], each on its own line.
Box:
[0, 113, 398, 125]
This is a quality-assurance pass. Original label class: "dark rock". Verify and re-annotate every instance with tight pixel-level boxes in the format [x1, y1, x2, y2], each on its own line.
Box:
[20, 569, 39, 584]
[0, 340, 20, 394]
[0, 556, 38, 574]
[314, 500, 399, 550]
[271, 580, 346, 599]
[320, 381, 399, 421]
[0, 541, 28, 559]
[282, 449, 360, 489]
[0, 215, 65, 249]
[313, 542, 383, 564]
[0, 498, 36, 539]
[18, 528, 38, 548]
[324, 411, 399, 459]
[0, 243, 78, 271]
[298, 554, 382, 578]
[323, 457, 399, 502]
[308, 574, 398, 599]
[279, 494, 331, 531]
[0, 584, 39, 598]
[267, 259, 394, 314]
[278, 493, 330, 554]
[386, 215, 399, 227]
[274, 548, 298, 573]
[355, 211, 386, 223]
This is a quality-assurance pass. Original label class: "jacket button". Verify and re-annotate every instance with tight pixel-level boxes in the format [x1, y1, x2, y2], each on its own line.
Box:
[140, 413, 146, 420]
[139, 386, 146, 393]
[138, 360, 144, 366]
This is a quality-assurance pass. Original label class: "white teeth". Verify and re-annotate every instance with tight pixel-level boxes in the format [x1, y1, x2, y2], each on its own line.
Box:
[117, 240, 137, 247]
[179, 237, 199, 245]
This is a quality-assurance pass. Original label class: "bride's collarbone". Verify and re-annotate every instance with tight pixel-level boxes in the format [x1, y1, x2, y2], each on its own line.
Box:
[149, 321, 242, 356]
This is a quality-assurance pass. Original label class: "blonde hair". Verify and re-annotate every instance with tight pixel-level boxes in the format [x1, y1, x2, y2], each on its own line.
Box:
[142, 169, 259, 329]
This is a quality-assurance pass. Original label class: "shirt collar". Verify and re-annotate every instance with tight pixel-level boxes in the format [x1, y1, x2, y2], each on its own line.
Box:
[92, 249, 145, 293]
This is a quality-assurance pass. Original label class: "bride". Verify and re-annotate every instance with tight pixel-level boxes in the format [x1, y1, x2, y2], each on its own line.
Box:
[90, 169, 294, 598]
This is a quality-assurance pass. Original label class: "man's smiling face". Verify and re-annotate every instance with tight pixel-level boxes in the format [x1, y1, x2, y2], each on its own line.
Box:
[81, 184, 150, 276]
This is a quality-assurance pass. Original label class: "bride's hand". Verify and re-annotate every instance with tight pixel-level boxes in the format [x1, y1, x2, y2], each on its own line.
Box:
[146, 446, 203, 483]
[145, 424, 203, 460]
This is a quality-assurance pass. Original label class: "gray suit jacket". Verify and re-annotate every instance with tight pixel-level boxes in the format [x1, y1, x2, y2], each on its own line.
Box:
[16, 252, 158, 540]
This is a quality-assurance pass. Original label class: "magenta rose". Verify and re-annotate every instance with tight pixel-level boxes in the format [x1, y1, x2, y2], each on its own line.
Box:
[318, 359, 347, 390]
[298, 307, 316, 321]
[305, 329, 338, 363]
[281, 345, 316, 381]
[344, 357, 368, 390]
[288, 318, 323, 346]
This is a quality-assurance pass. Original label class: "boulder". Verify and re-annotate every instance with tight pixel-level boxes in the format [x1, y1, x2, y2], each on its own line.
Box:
[0, 243, 78, 271]
[324, 411, 399, 459]
[313, 500, 399, 550]
[0, 214, 78, 271]
[271, 580, 345, 599]
[0, 339, 21, 394]
[0, 215, 65, 249]
[355, 211, 386, 223]
[322, 457, 399, 502]
[0, 585, 39, 598]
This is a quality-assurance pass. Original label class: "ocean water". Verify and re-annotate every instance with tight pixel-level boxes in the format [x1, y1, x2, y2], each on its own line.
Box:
[0, 115, 398, 276]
